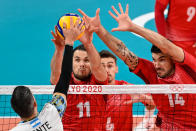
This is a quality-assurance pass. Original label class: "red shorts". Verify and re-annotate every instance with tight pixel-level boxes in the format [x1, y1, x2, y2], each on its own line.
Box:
[173, 41, 196, 57]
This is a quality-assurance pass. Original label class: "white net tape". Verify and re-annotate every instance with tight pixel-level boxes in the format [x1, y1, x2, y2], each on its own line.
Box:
[1, 84, 196, 131]
[0, 84, 196, 94]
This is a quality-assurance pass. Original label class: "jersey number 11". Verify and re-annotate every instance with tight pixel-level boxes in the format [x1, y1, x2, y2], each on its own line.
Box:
[77, 101, 91, 118]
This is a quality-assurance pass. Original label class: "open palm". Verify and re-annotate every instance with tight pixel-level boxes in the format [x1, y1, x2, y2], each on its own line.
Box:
[109, 3, 133, 32]
[78, 8, 101, 33]
[51, 26, 65, 51]
[79, 20, 93, 44]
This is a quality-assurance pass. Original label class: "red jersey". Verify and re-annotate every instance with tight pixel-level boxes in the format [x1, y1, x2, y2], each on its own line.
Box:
[155, 0, 196, 41]
[104, 80, 133, 131]
[131, 51, 196, 130]
[62, 74, 108, 131]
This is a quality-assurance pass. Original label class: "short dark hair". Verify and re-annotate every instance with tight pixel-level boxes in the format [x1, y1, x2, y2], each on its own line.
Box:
[99, 50, 117, 64]
[151, 45, 162, 53]
[73, 44, 86, 54]
[11, 86, 35, 118]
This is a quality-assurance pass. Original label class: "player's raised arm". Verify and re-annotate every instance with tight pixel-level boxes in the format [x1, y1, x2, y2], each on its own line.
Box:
[109, 3, 184, 63]
[78, 14, 107, 82]
[51, 18, 85, 118]
[78, 9, 139, 71]
[50, 26, 65, 85]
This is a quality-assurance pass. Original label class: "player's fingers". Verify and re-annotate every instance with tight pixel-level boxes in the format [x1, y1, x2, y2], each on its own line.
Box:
[111, 5, 120, 16]
[75, 18, 80, 28]
[51, 31, 56, 38]
[70, 17, 74, 28]
[83, 17, 90, 26]
[83, 17, 90, 30]
[63, 22, 67, 31]
[111, 27, 121, 32]
[108, 11, 118, 21]
[78, 9, 90, 20]
[51, 39, 56, 43]
[54, 26, 58, 35]
[96, 8, 100, 17]
[125, 4, 129, 14]
[80, 26, 85, 33]
[79, 20, 85, 30]
[118, 3, 124, 14]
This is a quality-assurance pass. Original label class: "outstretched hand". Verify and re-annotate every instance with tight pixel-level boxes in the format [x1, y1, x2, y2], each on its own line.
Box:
[63, 17, 85, 46]
[78, 8, 101, 33]
[51, 26, 65, 51]
[109, 3, 133, 32]
[79, 17, 93, 44]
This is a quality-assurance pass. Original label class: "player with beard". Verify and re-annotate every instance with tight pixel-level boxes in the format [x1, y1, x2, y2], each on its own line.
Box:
[100, 50, 155, 131]
[78, 3, 196, 130]
[50, 17, 108, 130]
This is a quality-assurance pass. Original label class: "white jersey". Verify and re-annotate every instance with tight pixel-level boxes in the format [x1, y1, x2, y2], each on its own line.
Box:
[10, 103, 63, 131]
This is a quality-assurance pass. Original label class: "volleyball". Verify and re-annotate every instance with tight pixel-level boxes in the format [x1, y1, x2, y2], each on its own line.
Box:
[57, 13, 85, 40]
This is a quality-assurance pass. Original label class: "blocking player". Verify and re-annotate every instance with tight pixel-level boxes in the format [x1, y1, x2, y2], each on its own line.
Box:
[10, 18, 81, 131]
[100, 50, 155, 131]
[155, 0, 196, 57]
[50, 14, 108, 130]
[78, 3, 196, 130]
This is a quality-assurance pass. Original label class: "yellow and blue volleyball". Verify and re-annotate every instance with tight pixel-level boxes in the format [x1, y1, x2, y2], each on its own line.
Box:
[57, 13, 85, 39]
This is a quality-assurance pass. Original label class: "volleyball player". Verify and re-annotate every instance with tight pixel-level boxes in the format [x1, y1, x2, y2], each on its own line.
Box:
[78, 3, 196, 130]
[50, 15, 108, 130]
[155, 0, 196, 57]
[100, 50, 155, 130]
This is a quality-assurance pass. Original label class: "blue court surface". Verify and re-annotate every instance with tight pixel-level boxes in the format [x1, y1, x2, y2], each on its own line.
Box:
[0, 0, 158, 117]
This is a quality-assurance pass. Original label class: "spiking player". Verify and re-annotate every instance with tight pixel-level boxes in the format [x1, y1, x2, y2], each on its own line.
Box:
[10, 17, 82, 131]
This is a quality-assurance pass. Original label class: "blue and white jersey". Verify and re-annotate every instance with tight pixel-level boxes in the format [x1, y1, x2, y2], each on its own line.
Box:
[10, 95, 66, 131]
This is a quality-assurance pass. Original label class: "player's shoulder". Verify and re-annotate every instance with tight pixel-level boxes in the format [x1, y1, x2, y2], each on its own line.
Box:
[176, 50, 196, 70]
[41, 103, 55, 112]
[39, 103, 58, 118]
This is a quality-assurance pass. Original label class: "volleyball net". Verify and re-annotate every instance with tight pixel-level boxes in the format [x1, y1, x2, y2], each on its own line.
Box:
[0, 84, 196, 131]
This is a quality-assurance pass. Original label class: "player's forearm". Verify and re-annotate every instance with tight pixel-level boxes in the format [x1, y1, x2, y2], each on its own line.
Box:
[54, 45, 73, 96]
[155, 0, 167, 36]
[97, 25, 138, 70]
[129, 23, 184, 62]
[83, 43, 107, 81]
[50, 49, 64, 85]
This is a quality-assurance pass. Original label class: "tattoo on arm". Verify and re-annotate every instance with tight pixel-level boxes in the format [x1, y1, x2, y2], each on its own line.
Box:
[116, 42, 138, 70]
